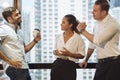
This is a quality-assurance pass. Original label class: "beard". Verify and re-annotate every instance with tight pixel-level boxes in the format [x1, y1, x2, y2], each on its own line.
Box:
[17, 21, 21, 26]
[15, 19, 21, 26]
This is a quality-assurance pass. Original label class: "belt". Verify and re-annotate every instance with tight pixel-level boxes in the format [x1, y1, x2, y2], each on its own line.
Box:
[57, 58, 69, 61]
[57, 58, 75, 63]
[98, 55, 120, 63]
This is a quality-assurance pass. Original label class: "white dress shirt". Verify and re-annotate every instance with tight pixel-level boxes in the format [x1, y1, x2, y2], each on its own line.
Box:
[55, 32, 85, 62]
[0, 23, 29, 69]
[89, 14, 120, 59]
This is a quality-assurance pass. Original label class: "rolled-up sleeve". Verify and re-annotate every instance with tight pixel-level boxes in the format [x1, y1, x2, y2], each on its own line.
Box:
[77, 38, 85, 56]
[88, 42, 96, 49]
[0, 25, 7, 41]
[93, 23, 119, 47]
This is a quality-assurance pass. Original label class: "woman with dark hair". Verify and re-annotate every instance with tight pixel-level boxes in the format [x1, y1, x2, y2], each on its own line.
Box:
[50, 14, 85, 80]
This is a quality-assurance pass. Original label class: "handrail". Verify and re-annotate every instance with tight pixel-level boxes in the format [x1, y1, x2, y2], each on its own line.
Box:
[0, 63, 96, 70]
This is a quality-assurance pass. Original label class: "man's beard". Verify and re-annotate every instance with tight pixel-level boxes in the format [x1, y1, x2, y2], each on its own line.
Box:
[17, 20, 22, 26]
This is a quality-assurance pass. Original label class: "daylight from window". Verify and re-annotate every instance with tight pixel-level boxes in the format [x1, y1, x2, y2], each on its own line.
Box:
[0, 0, 120, 80]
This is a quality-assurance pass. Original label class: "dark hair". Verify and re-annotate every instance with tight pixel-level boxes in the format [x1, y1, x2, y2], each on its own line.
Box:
[2, 7, 16, 22]
[95, 0, 110, 13]
[64, 14, 79, 33]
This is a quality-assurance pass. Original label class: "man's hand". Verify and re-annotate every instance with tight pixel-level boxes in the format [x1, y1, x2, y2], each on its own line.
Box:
[34, 32, 41, 43]
[7, 59, 22, 69]
[77, 22, 87, 32]
[79, 61, 87, 68]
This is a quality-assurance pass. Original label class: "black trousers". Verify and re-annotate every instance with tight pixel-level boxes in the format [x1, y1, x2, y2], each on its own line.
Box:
[94, 56, 120, 80]
[6, 66, 31, 80]
[50, 58, 76, 80]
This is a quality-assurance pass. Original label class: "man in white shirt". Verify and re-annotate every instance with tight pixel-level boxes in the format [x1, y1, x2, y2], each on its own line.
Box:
[77, 0, 120, 80]
[0, 7, 41, 80]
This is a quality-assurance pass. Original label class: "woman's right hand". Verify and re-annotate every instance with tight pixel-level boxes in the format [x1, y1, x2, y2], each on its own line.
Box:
[53, 50, 62, 56]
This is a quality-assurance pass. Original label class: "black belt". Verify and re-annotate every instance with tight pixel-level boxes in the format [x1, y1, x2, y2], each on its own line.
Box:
[57, 58, 69, 61]
[98, 55, 120, 63]
[57, 58, 75, 63]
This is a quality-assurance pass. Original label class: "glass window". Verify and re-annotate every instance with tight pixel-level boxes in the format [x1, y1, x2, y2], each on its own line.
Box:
[21, 1, 97, 80]
[0, 0, 14, 79]
[0, 0, 118, 80]
[0, 0, 14, 24]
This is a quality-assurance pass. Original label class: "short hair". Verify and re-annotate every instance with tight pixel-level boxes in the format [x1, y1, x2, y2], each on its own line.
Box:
[95, 0, 110, 13]
[2, 7, 16, 22]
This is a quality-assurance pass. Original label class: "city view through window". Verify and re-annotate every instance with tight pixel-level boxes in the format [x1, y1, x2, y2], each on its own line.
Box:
[0, 0, 120, 80]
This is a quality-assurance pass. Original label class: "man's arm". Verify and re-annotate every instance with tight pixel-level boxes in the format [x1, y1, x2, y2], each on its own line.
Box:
[24, 33, 41, 53]
[84, 48, 94, 62]
[81, 30, 94, 43]
[77, 23, 119, 47]
[0, 50, 11, 64]
[0, 50, 22, 68]
[77, 23, 94, 43]
[79, 48, 94, 68]
[93, 24, 119, 47]
[24, 39, 38, 53]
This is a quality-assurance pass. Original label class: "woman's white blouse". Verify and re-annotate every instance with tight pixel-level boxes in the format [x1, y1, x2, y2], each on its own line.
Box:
[55, 32, 85, 62]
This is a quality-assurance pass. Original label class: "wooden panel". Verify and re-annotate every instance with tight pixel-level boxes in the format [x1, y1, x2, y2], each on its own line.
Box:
[14, 0, 21, 11]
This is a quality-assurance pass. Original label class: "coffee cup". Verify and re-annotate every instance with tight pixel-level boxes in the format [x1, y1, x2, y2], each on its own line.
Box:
[33, 28, 40, 38]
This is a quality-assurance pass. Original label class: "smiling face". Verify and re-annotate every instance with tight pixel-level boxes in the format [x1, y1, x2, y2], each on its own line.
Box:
[61, 17, 72, 31]
[9, 9, 21, 24]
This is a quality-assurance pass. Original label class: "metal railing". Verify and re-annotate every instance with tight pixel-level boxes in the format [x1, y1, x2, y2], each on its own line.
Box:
[0, 63, 96, 70]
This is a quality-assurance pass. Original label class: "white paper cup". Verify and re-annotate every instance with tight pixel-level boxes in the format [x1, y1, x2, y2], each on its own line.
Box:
[33, 29, 40, 37]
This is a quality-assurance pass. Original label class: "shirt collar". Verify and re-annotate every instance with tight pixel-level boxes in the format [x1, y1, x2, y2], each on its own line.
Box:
[97, 14, 111, 24]
[4, 21, 20, 31]
[101, 14, 111, 23]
